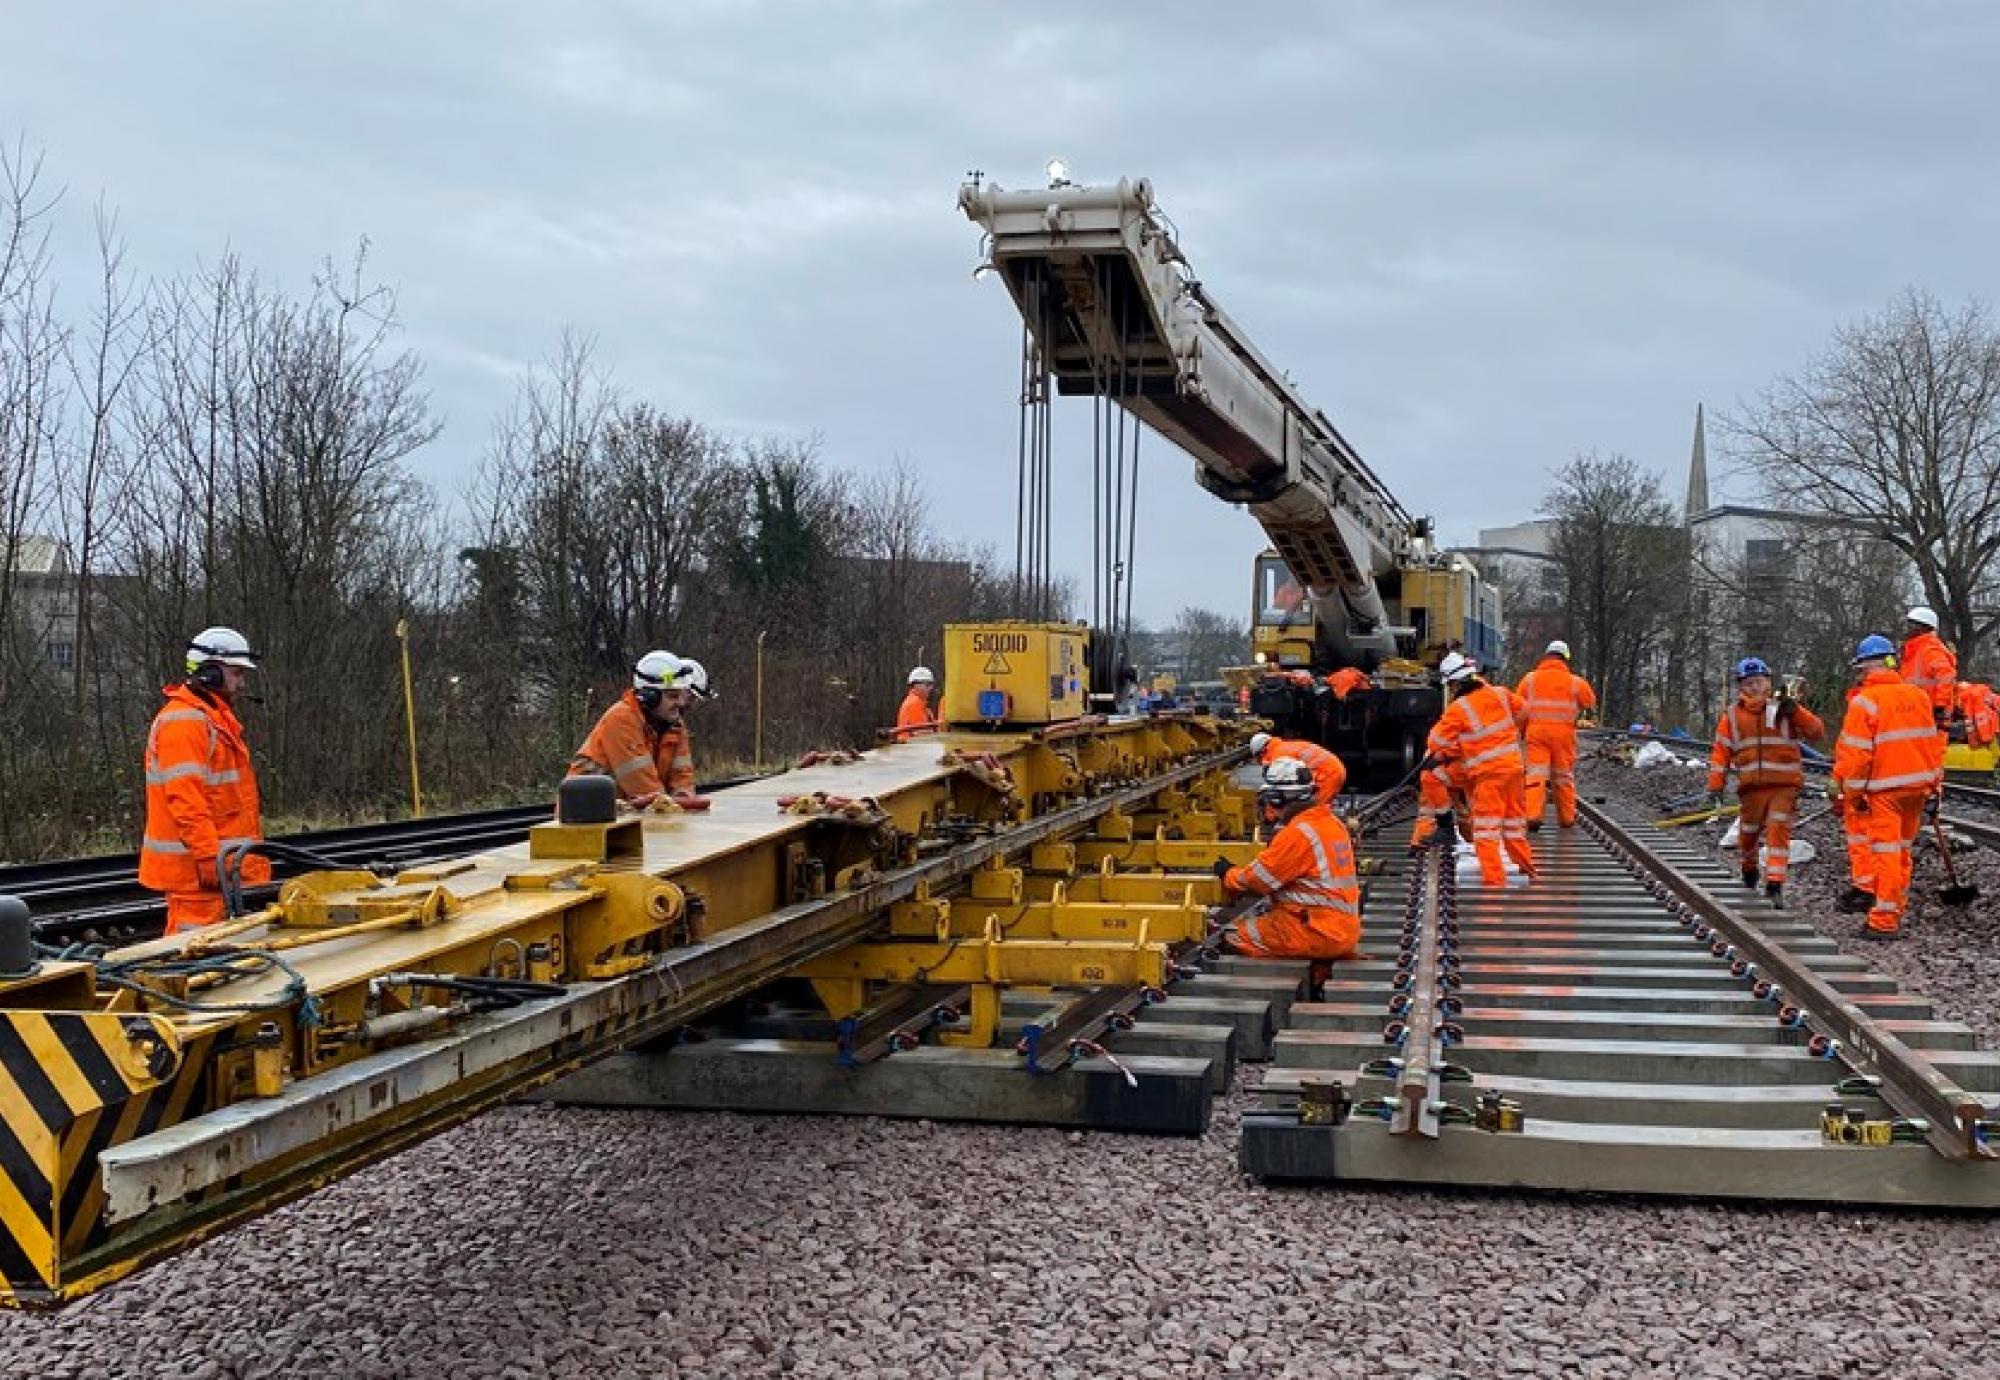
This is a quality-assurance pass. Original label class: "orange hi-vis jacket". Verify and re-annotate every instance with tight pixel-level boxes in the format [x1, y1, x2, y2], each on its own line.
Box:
[1899, 629, 1957, 715]
[138, 684, 269, 894]
[1833, 668, 1944, 796]
[1705, 697, 1827, 794]
[1515, 656, 1596, 729]
[1954, 682, 1998, 747]
[896, 688, 938, 736]
[569, 690, 694, 799]
[1430, 683, 1527, 779]
[1224, 803, 1362, 945]
[1257, 735, 1348, 804]
[1325, 667, 1371, 700]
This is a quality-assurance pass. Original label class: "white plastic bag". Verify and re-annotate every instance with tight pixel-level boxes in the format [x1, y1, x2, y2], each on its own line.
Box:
[1633, 741, 1678, 768]
[1719, 819, 1816, 867]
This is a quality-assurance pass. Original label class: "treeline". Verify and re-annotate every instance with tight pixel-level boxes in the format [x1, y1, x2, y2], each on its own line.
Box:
[0, 147, 1007, 859]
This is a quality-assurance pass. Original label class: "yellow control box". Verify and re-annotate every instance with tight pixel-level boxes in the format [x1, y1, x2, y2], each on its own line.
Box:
[942, 622, 1090, 726]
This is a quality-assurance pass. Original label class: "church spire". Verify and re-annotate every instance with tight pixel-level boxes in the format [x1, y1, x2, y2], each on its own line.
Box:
[1685, 403, 1710, 523]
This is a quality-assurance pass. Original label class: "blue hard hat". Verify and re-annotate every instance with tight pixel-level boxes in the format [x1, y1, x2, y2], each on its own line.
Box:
[1734, 656, 1771, 680]
[1853, 634, 1895, 664]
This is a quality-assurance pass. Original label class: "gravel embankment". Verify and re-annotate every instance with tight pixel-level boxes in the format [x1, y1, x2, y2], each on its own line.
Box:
[6, 759, 1999, 1379]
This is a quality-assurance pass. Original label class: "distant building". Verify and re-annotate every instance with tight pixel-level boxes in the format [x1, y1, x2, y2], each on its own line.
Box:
[4, 535, 79, 673]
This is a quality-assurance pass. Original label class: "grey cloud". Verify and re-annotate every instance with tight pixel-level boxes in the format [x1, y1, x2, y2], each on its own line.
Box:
[5, 1, 1996, 622]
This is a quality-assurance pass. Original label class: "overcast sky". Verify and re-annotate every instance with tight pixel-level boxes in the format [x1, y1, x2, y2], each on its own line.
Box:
[7, 2, 1997, 624]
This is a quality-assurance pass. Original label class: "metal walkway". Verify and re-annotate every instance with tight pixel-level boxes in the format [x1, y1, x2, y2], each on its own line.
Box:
[1242, 802, 2000, 1206]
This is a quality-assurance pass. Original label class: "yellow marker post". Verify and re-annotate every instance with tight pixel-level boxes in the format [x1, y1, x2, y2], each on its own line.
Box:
[395, 618, 424, 818]
[755, 629, 768, 768]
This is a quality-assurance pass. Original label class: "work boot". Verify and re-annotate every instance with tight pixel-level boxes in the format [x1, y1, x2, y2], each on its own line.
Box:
[1740, 866, 1758, 891]
[1860, 925, 1901, 942]
[1836, 886, 1874, 915]
[1526, 819, 1543, 833]
[1764, 881, 1784, 910]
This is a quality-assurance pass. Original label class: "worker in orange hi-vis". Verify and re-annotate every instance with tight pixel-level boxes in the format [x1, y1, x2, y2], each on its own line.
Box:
[1829, 673, 1876, 914]
[1409, 723, 1470, 852]
[896, 666, 940, 737]
[1703, 657, 1825, 910]
[1951, 680, 1998, 747]
[1248, 730, 1347, 805]
[1325, 666, 1372, 700]
[139, 627, 271, 936]
[568, 650, 715, 811]
[1428, 652, 1537, 887]
[1899, 606, 1958, 724]
[1214, 758, 1363, 960]
[1514, 638, 1596, 831]
[1832, 635, 1945, 939]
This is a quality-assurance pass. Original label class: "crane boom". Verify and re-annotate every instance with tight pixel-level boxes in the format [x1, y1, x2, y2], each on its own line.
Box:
[959, 174, 1425, 662]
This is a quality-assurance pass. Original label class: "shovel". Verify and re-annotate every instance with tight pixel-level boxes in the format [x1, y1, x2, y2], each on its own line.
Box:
[1932, 814, 1981, 906]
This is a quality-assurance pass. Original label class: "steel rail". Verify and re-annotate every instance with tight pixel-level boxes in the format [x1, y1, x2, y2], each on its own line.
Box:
[1389, 839, 1447, 1137]
[1585, 726, 2000, 811]
[1579, 797, 1994, 1161]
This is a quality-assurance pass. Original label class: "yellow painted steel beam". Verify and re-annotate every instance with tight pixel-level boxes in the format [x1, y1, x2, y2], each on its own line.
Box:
[1, 715, 1248, 1308]
[887, 895, 1211, 945]
[789, 936, 1170, 989]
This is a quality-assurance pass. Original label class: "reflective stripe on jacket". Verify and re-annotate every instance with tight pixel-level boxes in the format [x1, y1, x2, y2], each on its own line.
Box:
[1224, 804, 1361, 920]
[1707, 697, 1826, 792]
[568, 690, 694, 799]
[1514, 657, 1597, 727]
[1430, 683, 1525, 777]
[1899, 630, 1957, 713]
[896, 689, 938, 735]
[1833, 668, 1944, 794]
[138, 684, 268, 894]
[1258, 736, 1348, 803]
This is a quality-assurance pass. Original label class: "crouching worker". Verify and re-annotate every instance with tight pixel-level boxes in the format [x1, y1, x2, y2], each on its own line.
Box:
[1212, 758, 1362, 960]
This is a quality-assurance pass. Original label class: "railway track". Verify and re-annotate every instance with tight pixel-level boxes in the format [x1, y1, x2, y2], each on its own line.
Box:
[1240, 795, 2000, 1205]
[6, 776, 761, 946]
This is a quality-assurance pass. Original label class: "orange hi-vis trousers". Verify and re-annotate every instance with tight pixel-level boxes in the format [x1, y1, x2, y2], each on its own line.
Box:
[1410, 769, 1465, 848]
[164, 891, 227, 936]
[1857, 790, 1928, 934]
[1735, 785, 1801, 885]
[1468, 768, 1538, 886]
[1522, 724, 1580, 826]
[1228, 902, 1361, 961]
[1835, 797, 1873, 891]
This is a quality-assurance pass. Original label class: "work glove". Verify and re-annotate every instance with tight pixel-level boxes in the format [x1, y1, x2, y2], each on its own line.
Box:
[671, 792, 714, 812]
[1211, 857, 1234, 880]
[1925, 791, 1942, 820]
[195, 857, 220, 889]
[1417, 754, 1439, 773]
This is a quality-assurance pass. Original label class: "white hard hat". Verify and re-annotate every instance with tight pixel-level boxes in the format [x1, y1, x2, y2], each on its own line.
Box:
[908, 666, 935, 685]
[673, 658, 714, 700]
[1546, 639, 1571, 660]
[634, 650, 682, 693]
[1439, 651, 1477, 684]
[186, 626, 259, 672]
[1257, 757, 1317, 808]
[1907, 606, 1939, 630]
[1248, 731, 1273, 756]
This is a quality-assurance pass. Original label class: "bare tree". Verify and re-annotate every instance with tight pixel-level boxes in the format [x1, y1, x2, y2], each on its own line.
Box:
[1729, 291, 2000, 665]
[1168, 606, 1248, 681]
[1543, 453, 1687, 724]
